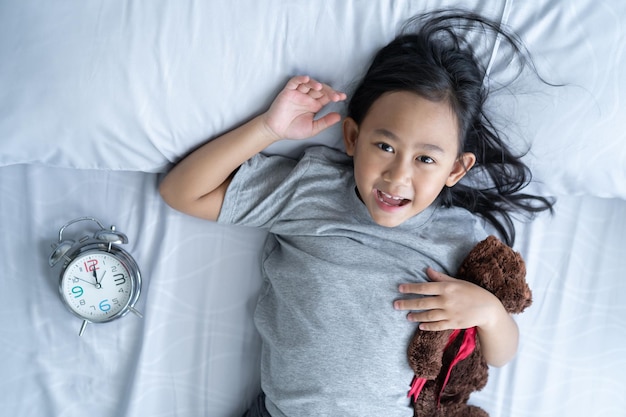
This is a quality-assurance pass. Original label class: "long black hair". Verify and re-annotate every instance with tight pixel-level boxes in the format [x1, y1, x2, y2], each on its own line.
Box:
[347, 9, 554, 246]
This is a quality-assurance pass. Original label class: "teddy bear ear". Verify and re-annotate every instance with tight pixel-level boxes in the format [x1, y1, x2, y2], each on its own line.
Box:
[503, 279, 532, 313]
[458, 236, 531, 313]
[521, 286, 533, 311]
[501, 246, 533, 313]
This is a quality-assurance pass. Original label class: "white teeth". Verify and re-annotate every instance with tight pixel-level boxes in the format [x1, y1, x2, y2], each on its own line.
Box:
[380, 190, 403, 200]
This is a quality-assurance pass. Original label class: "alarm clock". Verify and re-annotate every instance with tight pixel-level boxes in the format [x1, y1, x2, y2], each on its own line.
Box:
[49, 217, 143, 336]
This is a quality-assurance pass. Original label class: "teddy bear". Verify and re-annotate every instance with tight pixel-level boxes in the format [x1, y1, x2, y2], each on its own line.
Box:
[407, 235, 532, 417]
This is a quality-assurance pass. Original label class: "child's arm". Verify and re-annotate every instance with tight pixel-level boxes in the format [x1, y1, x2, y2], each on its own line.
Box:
[394, 267, 519, 367]
[160, 76, 346, 220]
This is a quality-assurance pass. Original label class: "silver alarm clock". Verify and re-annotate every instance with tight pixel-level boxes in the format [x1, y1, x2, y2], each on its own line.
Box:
[49, 217, 142, 336]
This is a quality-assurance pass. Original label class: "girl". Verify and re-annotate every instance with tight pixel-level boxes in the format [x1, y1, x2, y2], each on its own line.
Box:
[160, 10, 553, 417]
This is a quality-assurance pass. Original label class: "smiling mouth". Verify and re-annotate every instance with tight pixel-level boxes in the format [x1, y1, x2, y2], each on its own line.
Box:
[376, 190, 411, 207]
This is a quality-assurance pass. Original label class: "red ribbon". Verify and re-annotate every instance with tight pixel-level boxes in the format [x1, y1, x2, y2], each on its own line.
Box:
[408, 327, 477, 405]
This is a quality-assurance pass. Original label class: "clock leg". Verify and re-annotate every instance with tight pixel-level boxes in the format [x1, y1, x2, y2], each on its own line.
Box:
[79, 320, 88, 336]
[128, 306, 143, 319]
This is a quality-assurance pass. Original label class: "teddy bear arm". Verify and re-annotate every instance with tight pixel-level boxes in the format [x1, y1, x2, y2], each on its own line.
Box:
[407, 329, 452, 378]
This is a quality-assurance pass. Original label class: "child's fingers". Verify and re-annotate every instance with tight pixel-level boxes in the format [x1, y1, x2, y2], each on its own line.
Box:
[310, 112, 342, 135]
[303, 86, 325, 99]
[318, 82, 347, 102]
[426, 267, 456, 282]
[398, 282, 442, 296]
[287, 75, 346, 102]
[404, 305, 461, 330]
[304, 83, 345, 104]
[286, 76, 321, 93]
[408, 309, 446, 324]
[417, 319, 451, 331]
[296, 82, 321, 94]
[285, 75, 312, 89]
[394, 293, 441, 312]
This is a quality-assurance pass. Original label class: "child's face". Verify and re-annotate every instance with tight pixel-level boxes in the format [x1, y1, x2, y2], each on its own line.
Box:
[343, 91, 475, 228]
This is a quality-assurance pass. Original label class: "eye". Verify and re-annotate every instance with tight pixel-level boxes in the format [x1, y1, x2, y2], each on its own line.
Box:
[417, 155, 435, 164]
[376, 142, 394, 153]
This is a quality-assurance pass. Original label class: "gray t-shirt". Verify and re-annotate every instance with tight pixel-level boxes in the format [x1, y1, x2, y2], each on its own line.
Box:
[219, 146, 486, 417]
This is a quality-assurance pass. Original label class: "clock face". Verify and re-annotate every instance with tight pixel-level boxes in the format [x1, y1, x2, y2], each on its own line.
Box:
[61, 250, 136, 322]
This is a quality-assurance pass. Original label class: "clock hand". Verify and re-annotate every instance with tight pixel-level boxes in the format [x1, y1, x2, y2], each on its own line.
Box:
[73, 276, 97, 287]
[92, 267, 99, 284]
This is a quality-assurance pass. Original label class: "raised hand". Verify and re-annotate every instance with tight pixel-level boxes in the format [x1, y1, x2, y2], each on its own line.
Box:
[160, 76, 346, 222]
[262, 75, 347, 141]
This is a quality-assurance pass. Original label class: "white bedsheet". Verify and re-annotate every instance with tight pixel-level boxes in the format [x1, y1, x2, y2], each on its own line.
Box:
[1, 164, 625, 417]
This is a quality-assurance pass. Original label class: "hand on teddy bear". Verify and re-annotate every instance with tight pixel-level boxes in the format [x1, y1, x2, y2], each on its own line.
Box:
[395, 267, 503, 379]
[397, 267, 508, 332]
[395, 265, 522, 368]
[397, 236, 531, 416]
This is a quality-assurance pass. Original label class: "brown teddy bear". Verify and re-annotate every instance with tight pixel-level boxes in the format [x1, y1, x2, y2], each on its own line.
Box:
[407, 235, 532, 417]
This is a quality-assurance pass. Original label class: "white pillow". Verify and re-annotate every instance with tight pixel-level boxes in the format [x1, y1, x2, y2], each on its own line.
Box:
[490, 0, 626, 198]
[1, 1, 624, 198]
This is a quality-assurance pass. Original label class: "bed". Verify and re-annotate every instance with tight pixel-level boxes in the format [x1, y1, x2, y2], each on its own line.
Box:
[1, 1, 625, 416]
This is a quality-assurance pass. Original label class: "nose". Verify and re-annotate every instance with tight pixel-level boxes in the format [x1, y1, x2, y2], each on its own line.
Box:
[383, 157, 412, 185]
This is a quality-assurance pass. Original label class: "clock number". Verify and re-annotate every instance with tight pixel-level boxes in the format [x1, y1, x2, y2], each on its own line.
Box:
[99, 299, 111, 312]
[84, 259, 98, 272]
[71, 286, 84, 298]
[114, 273, 126, 286]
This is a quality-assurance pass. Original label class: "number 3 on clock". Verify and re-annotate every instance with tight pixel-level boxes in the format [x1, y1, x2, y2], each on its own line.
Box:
[114, 273, 126, 286]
